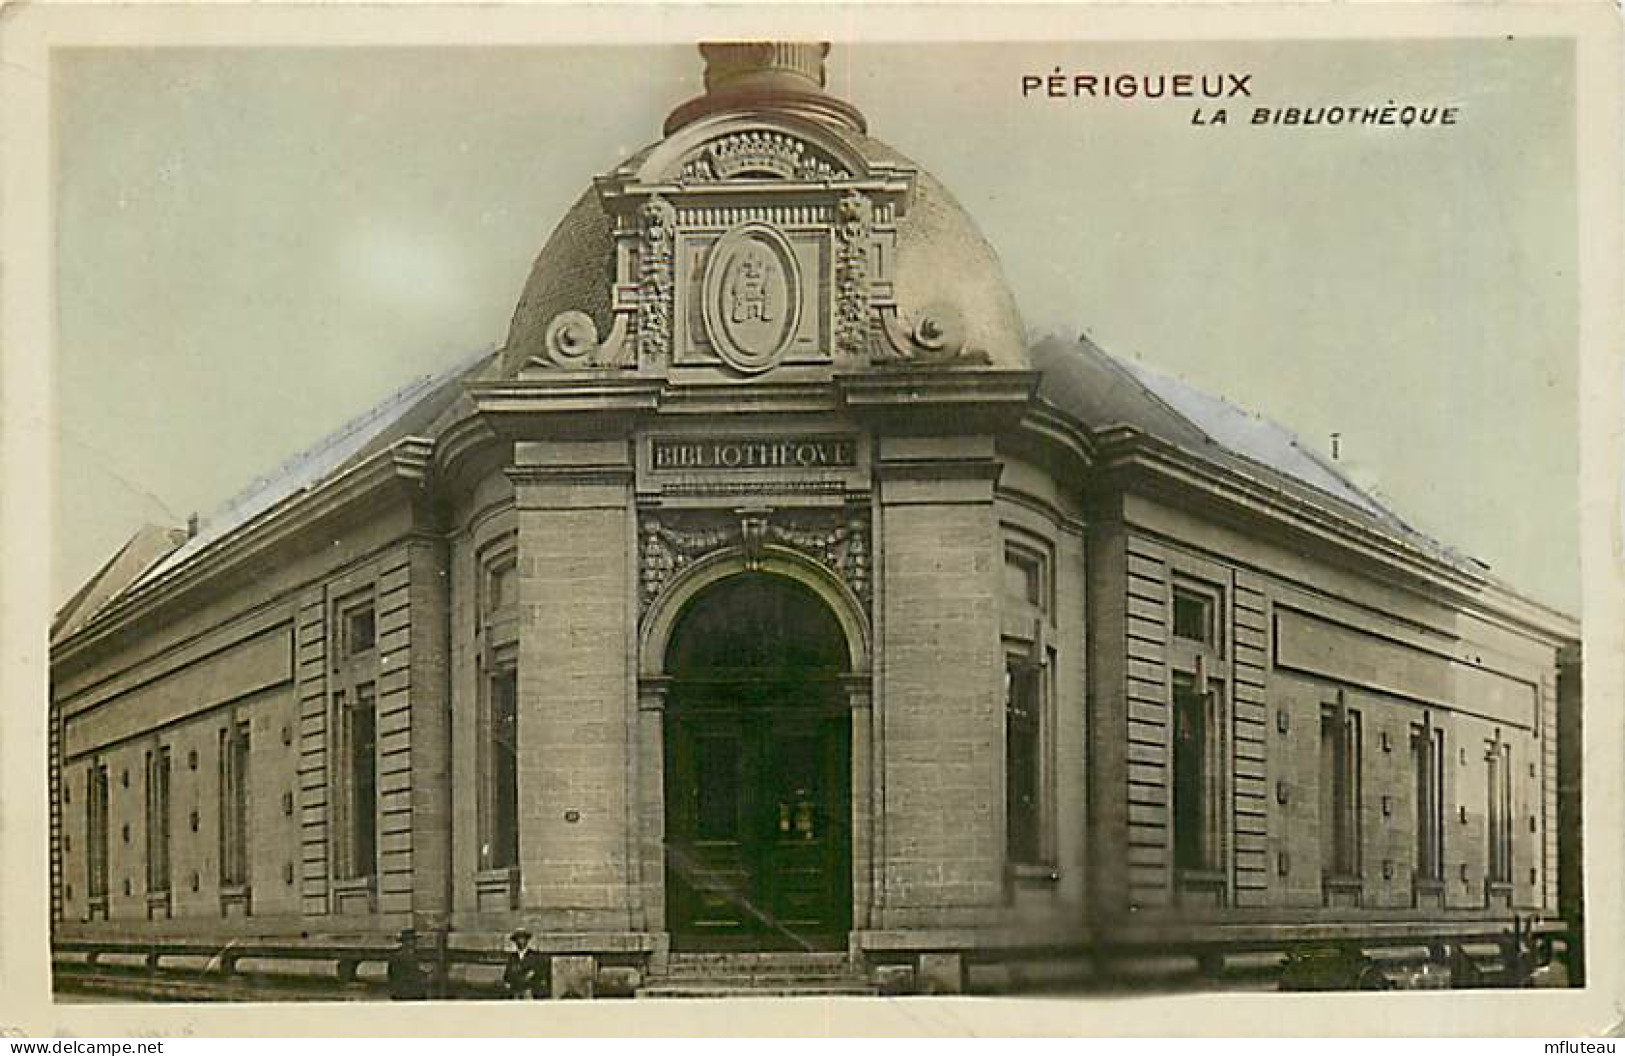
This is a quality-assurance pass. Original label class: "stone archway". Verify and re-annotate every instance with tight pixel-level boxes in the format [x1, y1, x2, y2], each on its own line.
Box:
[649, 562, 859, 951]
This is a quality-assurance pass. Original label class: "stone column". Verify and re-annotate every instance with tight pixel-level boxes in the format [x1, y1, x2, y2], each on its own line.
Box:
[636, 678, 670, 954]
[872, 434, 1004, 930]
[847, 676, 875, 931]
[510, 439, 639, 932]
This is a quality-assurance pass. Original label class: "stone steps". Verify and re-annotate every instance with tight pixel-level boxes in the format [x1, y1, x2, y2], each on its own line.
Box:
[637, 983, 879, 999]
[54, 967, 377, 1003]
[639, 952, 877, 997]
[660, 951, 853, 975]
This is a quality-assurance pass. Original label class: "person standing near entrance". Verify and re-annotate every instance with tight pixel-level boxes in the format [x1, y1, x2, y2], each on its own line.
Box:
[503, 928, 546, 999]
[387, 928, 429, 1001]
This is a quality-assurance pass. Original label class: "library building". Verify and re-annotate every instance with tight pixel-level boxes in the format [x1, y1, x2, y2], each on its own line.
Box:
[49, 43, 1582, 998]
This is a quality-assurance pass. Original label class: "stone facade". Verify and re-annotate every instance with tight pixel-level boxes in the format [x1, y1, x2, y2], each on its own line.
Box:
[49, 42, 1579, 996]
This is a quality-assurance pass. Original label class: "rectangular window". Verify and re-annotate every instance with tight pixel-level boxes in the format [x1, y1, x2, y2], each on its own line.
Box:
[87, 762, 109, 903]
[486, 560, 518, 617]
[345, 603, 376, 656]
[1487, 740, 1513, 884]
[1167, 567, 1229, 898]
[1172, 585, 1220, 649]
[1172, 672, 1224, 874]
[331, 586, 383, 890]
[337, 683, 378, 880]
[1000, 532, 1054, 878]
[1004, 548, 1044, 610]
[483, 667, 519, 870]
[478, 546, 520, 884]
[145, 747, 172, 895]
[1319, 700, 1362, 879]
[1005, 660, 1043, 866]
[219, 721, 250, 887]
[1411, 723, 1445, 882]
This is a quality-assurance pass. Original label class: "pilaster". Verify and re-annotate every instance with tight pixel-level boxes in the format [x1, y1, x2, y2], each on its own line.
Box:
[510, 439, 639, 931]
[872, 434, 1004, 928]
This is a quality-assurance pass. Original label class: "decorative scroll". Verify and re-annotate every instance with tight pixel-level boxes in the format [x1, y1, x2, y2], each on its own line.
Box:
[638, 195, 677, 364]
[872, 301, 991, 366]
[639, 508, 872, 615]
[678, 131, 848, 184]
[536, 310, 632, 369]
[545, 310, 600, 366]
[834, 191, 874, 359]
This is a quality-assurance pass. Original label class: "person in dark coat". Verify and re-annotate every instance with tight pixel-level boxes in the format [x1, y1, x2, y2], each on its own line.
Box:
[387, 927, 429, 1001]
[502, 928, 546, 999]
[1529, 936, 1572, 988]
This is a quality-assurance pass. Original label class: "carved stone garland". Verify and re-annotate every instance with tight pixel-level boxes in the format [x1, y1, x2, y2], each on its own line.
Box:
[834, 190, 874, 360]
[638, 195, 677, 364]
[639, 508, 871, 616]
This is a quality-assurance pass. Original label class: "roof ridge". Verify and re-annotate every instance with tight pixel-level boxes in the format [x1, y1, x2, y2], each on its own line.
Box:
[201, 344, 496, 530]
[209, 371, 438, 520]
[112, 345, 498, 605]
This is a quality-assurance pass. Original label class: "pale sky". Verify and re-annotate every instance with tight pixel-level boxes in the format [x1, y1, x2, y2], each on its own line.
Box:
[52, 39, 1577, 612]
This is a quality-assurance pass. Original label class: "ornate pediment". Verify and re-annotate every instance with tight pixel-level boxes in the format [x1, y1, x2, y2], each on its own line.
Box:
[677, 131, 850, 184]
[521, 115, 991, 378]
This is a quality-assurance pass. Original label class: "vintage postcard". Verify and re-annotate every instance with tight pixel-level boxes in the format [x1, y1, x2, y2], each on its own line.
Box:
[1, 1, 1620, 1038]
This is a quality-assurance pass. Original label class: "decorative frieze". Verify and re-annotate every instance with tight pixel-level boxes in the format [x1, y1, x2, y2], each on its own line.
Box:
[639, 513, 733, 609]
[679, 204, 830, 229]
[639, 507, 872, 615]
[657, 480, 848, 499]
[677, 131, 849, 184]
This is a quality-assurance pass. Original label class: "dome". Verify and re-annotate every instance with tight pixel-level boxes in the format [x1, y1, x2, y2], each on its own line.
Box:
[499, 44, 1027, 376]
[504, 187, 618, 372]
[855, 134, 1029, 370]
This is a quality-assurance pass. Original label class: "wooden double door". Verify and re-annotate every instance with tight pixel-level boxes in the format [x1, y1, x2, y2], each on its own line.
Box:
[664, 680, 852, 951]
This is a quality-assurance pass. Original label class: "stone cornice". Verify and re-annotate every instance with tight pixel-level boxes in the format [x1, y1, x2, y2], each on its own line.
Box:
[465, 378, 664, 439]
[1004, 397, 1097, 485]
[507, 464, 638, 489]
[1472, 578, 1581, 647]
[834, 369, 1038, 433]
[53, 439, 434, 671]
[1092, 427, 1578, 645]
[1095, 427, 1482, 586]
[654, 380, 844, 416]
[431, 409, 505, 490]
[469, 379, 665, 404]
[872, 456, 1003, 484]
[602, 176, 913, 202]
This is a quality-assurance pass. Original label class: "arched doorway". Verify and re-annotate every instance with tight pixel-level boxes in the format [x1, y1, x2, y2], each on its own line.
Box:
[662, 572, 853, 951]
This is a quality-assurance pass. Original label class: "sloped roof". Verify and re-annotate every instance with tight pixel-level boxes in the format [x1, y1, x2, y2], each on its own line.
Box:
[1029, 333, 1483, 574]
[64, 334, 1488, 638]
[50, 523, 187, 646]
[108, 346, 500, 605]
